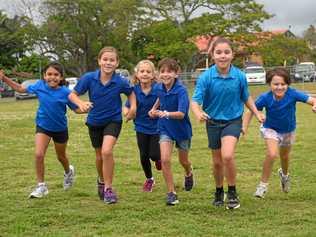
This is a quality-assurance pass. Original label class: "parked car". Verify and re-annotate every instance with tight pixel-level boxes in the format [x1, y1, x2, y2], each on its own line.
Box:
[15, 79, 39, 100]
[0, 81, 15, 98]
[245, 66, 266, 85]
[115, 69, 130, 79]
[65, 77, 78, 90]
[291, 62, 315, 82]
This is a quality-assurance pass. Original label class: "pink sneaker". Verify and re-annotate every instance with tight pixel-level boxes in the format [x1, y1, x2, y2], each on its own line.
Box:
[143, 178, 155, 192]
[155, 160, 162, 171]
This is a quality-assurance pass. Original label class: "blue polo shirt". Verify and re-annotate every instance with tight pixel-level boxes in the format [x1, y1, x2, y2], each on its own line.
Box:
[192, 65, 249, 120]
[126, 83, 159, 135]
[74, 70, 133, 126]
[156, 79, 192, 142]
[255, 87, 309, 133]
[27, 80, 77, 132]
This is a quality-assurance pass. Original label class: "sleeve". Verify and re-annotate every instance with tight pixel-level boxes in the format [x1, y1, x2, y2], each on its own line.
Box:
[26, 80, 42, 94]
[178, 88, 190, 114]
[73, 73, 90, 95]
[240, 72, 250, 102]
[191, 71, 208, 105]
[120, 77, 133, 96]
[255, 94, 266, 111]
[293, 89, 309, 103]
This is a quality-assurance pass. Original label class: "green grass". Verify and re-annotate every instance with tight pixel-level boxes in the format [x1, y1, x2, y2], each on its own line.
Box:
[1, 83, 316, 237]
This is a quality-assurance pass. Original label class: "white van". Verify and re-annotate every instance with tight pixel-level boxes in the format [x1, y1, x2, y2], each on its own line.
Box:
[65, 77, 78, 90]
[245, 66, 266, 84]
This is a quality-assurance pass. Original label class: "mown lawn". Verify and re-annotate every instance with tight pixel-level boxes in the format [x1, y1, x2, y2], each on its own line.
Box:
[0, 83, 316, 237]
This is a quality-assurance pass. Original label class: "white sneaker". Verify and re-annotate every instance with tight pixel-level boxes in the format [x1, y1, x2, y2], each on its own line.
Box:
[63, 165, 75, 190]
[29, 183, 48, 198]
[278, 168, 290, 193]
[254, 183, 268, 198]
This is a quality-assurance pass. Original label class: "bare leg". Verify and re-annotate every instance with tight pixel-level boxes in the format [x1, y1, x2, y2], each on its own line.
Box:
[178, 149, 192, 175]
[101, 135, 117, 189]
[261, 138, 279, 183]
[54, 141, 70, 173]
[34, 133, 51, 183]
[221, 136, 238, 186]
[95, 148, 103, 182]
[280, 146, 291, 175]
[211, 149, 224, 187]
[160, 141, 174, 193]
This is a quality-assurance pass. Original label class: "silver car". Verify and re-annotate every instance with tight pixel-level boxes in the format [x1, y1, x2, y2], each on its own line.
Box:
[15, 79, 39, 100]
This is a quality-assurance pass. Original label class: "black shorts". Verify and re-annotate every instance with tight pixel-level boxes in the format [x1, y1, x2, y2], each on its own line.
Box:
[87, 121, 122, 148]
[206, 117, 242, 150]
[36, 126, 69, 144]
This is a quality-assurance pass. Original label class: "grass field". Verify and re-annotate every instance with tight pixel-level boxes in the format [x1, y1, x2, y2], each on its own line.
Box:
[0, 83, 316, 237]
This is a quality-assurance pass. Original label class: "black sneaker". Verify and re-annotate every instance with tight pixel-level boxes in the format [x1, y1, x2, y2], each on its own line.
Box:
[166, 192, 179, 206]
[184, 173, 194, 191]
[226, 191, 240, 210]
[212, 190, 225, 207]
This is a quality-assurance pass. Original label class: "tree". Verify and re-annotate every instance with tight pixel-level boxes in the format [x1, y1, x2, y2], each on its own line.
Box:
[133, 0, 271, 70]
[34, 0, 144, 75]
[0, 11, 34, 68]
[256, 35, 311, 67]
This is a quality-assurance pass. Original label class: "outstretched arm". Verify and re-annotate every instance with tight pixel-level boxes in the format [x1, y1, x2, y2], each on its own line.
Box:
[0, 70, 26, 93]
[68, 91, 93, 113]
[245, 96, 265, 123]
[306, 96, 316, 112]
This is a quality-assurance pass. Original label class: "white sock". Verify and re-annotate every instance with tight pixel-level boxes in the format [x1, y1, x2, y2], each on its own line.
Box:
[259, 181, 268, 187]
[38, 182, 46, 186]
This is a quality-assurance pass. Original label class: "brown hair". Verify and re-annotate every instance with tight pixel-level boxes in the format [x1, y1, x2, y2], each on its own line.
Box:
[43, 61, 66, 86]
[266, 67, 291, 85]
[210, 37, 234, 55]
[157, 58, 181, 73]
[131, 60, 156, 85]
[97, 46, 119, 61]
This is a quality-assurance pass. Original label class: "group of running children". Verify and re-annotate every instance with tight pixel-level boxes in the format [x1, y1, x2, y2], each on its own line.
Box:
[1, 37, 316, 210]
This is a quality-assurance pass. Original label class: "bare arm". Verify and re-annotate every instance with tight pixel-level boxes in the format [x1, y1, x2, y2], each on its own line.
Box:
[0, 70, 26, 93]
[306, 96, 316, 112]
[125, 92, 137, 121]
[68, 91, 93, 113]
[245, 96, 265, 123]
[242, 110, 254, 135]
[191, 101, 209, 122]
[148, 98, 160, 118]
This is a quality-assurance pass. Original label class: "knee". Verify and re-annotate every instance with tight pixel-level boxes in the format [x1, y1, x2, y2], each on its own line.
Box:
[161, 157, 171, 167]
[101, 149, 113, 159]
[35, 152, 45, 161]
[222, 154, 234, 164]
[266, 152, 278, 160]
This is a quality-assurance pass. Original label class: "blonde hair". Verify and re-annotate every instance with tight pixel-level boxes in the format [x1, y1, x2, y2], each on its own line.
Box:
[131, 60, 156, 85]
[98, 46, 119, 60]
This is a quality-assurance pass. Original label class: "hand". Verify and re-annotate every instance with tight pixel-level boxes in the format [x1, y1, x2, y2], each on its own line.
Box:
[241, 127, 247, 136]
[312, 104, 316, 113]
[125, 108, 136, 122]
[255, 112, 265, 123]
[79, 101, 93, 113]
[148, 109, 160, 118]
[195, 111, 209, 122]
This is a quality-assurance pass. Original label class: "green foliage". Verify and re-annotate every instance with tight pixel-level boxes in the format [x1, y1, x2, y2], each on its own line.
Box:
[256, 35, 311, 66]
[0, 11, 34, 68]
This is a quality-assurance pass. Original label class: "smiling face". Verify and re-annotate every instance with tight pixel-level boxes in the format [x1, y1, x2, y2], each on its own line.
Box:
[270, 75, 289, 99]
[136, 62, 155, 85]
[43, 66, 63, 88]
[158, 66, 177, 89]
[212, 42, 233, 74]
[98, 51, 119, 75]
